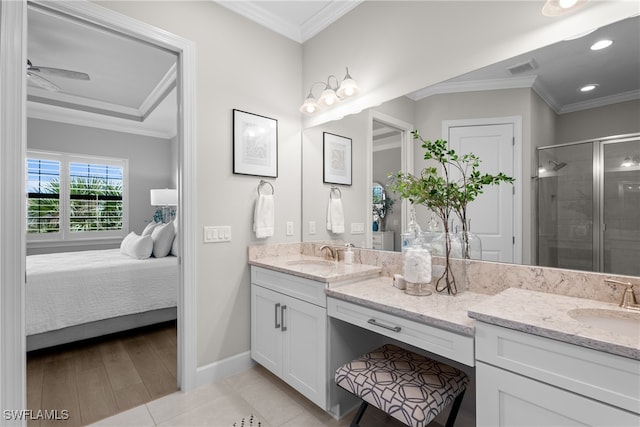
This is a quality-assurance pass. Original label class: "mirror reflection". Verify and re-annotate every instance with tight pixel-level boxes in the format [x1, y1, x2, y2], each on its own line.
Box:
[302, 15, 640, 276]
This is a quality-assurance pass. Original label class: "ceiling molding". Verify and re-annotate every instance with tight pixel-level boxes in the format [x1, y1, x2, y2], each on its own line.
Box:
[405, 76, 538, 101]
[28, 101, 176, 139]
[300, 1, 363, 42]
[217, 1, 303, 42]
[558, 89, 640, 114]
[215, 0, 363, 43]
[27, 88, 143, 120]
[373, 139, 402, 153]
[140, 63, 177, 120]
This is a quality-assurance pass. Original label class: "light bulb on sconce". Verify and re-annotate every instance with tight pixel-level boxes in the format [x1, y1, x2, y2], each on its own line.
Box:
[621, 155, 634, 168]
[300, 67, 361, 115]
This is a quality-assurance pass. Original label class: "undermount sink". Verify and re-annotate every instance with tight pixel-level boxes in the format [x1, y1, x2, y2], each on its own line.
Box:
[568, 308, 640, 338]
[286, 259, 336, 267]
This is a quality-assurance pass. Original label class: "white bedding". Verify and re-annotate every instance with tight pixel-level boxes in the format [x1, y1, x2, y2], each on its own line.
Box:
[26, 249, 177, 335]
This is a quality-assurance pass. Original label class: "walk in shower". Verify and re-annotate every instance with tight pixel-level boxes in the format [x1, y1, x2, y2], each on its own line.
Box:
[537, 134, 640, 276]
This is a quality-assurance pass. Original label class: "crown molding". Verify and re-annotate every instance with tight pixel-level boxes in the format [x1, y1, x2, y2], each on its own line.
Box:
[215, 0, 362, 43]
[557, 89, 640, 114]
[28, 101, 175, 139]
[217, 1, 303, 42]
[140, 63, 177, 120]
[405, 76, 538, 101]
[301, 1, 363, 42]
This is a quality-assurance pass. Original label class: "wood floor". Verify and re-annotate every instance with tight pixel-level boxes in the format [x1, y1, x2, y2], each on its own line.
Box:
[27, 321, 178, 427]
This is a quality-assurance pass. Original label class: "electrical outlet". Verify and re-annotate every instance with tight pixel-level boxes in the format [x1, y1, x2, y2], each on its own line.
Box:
[204, 226, 231, 243]
[286, 221, 294, 236]
[309, 221, 316, 235]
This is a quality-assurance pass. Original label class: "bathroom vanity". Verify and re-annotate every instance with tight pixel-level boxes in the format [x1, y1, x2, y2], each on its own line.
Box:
[248, 243, 640, 425]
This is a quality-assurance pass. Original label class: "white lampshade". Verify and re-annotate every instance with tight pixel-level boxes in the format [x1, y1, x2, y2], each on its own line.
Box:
[150, 188, 177, 206]
[300, 95, 320, 114]
[318, 87, 340, 107]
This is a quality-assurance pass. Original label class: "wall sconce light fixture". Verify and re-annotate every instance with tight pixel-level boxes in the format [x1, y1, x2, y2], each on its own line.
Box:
[300, 67, 360, 115]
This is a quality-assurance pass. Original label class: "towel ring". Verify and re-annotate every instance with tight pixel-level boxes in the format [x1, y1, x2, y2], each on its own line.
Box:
[330, 186, 341, 199]
[258, 180, 274, 196]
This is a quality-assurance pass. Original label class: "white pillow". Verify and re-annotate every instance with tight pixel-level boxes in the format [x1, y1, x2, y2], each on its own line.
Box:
[151, 222, 176, 258]
[142, 221, 161, 236]
[171, 233, 178, 256]
[120, 232, 153, 259]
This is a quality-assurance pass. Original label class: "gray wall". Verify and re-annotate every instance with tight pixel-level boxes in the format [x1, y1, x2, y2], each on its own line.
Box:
[27, 118, 174, 254]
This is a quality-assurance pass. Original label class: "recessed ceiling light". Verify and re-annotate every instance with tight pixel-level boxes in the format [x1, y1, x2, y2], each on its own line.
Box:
[580, 84, 599, 92]
[591, 39, 613, 50]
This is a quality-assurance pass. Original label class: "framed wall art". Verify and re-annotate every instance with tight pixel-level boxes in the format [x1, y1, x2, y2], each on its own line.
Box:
[233, 109, 278, 178]
[323, 132, 352, 185]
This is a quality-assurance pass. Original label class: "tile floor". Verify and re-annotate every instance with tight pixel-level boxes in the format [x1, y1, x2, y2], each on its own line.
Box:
[88, 365, 407, 427]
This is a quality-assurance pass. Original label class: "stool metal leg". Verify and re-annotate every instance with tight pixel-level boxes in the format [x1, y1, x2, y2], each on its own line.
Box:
[444, 389, 466, 427]
[350, 401, 368, 427]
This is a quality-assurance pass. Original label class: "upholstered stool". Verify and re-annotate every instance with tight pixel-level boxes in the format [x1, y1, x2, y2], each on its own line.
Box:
[335, 344, 469, 427]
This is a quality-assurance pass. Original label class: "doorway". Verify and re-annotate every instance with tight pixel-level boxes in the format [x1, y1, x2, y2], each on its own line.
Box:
[444, 117, 523, 264]
[0, 0, 197, 415]
[367, 111, 414, 251]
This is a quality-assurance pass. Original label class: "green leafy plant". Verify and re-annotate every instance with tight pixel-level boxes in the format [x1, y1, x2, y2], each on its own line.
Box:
[391, 130, 514, 295]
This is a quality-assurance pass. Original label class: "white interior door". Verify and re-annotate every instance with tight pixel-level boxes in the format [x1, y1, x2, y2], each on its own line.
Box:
[448, 124, 515, 262]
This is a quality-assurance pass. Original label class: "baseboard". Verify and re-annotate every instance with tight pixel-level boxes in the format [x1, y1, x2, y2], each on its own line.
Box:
[195, 350, 256, 388]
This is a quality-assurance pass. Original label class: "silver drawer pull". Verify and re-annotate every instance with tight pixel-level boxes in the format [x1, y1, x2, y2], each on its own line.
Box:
[274, 303, 281, 329]
[367, 318, 401, 333]
[281, 305, 287, 332]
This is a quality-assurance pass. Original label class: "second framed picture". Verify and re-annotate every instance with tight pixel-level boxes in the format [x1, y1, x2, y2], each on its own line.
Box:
[233, 109, 278, 178]
[323, 132, 352, 186]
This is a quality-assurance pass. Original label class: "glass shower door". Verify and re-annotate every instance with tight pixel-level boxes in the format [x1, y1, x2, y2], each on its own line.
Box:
[602, 137, 640, 276]
[537, 142, 595, 271]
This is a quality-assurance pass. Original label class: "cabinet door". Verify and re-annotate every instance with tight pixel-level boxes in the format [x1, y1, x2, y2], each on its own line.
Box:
[281, 293, 327, 409]
[251, 285, 283, 376]
[477, 362, 640, 427]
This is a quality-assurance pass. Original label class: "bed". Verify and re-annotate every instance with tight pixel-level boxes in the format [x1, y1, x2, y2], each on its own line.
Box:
[26, 248, 178, 351]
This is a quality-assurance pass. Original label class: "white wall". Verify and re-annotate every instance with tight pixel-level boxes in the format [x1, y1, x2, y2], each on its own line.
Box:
[27, 118, 173, 254]
[95, 0, 302, 367]
[302, 112, 369, 246]
[556, 99, 640, 144]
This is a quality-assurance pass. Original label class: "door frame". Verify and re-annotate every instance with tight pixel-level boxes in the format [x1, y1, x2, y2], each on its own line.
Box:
[442, 117, 523, 264]
[367, 111, 414, 249]
[0, 0, 198, 415]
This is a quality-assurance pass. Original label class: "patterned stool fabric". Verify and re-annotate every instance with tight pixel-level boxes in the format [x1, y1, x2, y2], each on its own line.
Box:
[335, 344, 469, 427]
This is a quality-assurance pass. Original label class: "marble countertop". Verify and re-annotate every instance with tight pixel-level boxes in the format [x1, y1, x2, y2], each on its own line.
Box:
[326, 276, 491, 336]
[249, 255, 381, 283]
[468, 287, 640, 360]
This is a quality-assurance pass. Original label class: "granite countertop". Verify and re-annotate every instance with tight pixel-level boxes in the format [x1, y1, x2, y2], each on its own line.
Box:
[468, 287, 640, 360]
[249, 255, 382, 283]
[326, 276, 491, 336]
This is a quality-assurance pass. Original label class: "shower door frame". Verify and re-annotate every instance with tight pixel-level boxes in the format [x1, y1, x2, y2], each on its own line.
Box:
[536, 132, 640, 273]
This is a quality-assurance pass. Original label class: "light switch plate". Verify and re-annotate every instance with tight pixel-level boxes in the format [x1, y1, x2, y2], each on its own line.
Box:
[351, 222, 365, 234]
[204, 226, 231, 243]
[309, 221, 316, 235]
[286, 221, 294, 236]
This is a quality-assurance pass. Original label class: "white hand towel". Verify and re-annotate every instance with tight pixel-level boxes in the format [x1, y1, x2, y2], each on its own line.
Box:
[254, 194, 274, 239]
[326, 198, 345, 234]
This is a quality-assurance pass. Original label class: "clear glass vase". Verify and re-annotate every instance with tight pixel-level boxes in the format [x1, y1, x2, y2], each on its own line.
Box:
[457, 221, 482, 259]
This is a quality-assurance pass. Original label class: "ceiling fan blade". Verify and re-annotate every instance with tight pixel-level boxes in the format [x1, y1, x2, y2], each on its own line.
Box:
[29, 65, 90, 81]
[27, 72, 61, 92]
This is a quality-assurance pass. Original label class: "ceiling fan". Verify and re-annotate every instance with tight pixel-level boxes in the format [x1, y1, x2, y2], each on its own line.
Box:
[27, 59, 90, 92]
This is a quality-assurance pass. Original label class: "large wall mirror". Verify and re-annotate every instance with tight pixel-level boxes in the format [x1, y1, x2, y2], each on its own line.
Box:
[301, 15, 640, 277]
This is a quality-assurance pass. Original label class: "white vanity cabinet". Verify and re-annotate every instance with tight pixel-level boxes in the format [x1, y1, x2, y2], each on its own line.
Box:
[250, 266, 327, 409]
[475, 322, 640, 426]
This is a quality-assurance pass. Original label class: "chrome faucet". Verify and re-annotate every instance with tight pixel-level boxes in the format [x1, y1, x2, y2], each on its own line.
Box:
[320, 245, 336, 261]
[604, 279, 640, 311]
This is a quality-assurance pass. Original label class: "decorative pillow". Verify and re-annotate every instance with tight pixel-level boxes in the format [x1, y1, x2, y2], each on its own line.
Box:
[142, 221, 161, 236]
[120, 232, 153, 259]
[171, 233, 178, 256]
[151, 222, 176, 258]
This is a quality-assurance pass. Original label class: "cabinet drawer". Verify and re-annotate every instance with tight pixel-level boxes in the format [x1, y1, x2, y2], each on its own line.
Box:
[328, 297, 474, 366]
[477, 361, 639, 427]
[372, 235, 382, 243]
[251, 266, 326, 308]
[476, 322, 640, 414]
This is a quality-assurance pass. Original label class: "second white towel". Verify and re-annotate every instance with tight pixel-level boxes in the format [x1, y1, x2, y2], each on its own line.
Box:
[254, 194, 274, 238]
[326, 198, 345, 234]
